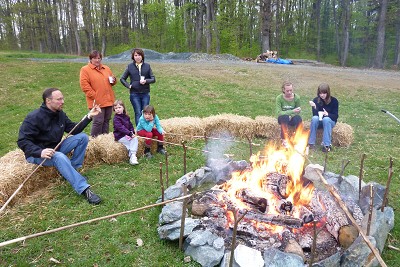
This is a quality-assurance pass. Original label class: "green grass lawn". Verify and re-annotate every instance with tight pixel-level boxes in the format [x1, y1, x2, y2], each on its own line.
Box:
[0, 52, 400, 266]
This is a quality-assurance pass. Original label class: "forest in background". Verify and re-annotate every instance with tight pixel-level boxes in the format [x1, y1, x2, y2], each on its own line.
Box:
[0, 0, 400, 69]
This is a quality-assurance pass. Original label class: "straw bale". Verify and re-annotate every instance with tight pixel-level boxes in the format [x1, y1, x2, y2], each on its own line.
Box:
[86, 133, 128, 165]
[254, 116, 280, 139]
[0, 149, 60, 206]
[161, 116, 204, 144]
[331, 122, 354, 147]
[203, 113, 256, 139]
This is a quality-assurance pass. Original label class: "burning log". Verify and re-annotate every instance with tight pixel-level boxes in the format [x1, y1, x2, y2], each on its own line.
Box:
[236, 189, 268, 213]
[261, 172, 289, 199]
[314, 191, 350, 240]
[243, 210, 303, 228]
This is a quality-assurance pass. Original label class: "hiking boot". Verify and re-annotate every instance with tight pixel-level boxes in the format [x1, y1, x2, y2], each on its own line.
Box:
[129, 155, 139, 165]
[144, 152, 153, 159]
[157, 147, 166, 155]
[82, 188, 101, 205]
[321, 145, 332, 153]
[308, 144, 316, 150]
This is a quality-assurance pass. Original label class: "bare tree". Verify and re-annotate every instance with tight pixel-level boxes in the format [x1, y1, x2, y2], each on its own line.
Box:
[195, 0, 205, 52]
[69, 0, 81, 55]
[260, 0, 271, 52]
[81, 0, 94, 52]
[340, 0, 351, 67]
[374, 0, 388, 68]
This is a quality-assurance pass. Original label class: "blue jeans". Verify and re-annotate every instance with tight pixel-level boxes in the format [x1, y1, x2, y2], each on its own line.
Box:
[308, 116, 336, 147]
[130, 92, 150, 126]
[26, 133, 90, 194]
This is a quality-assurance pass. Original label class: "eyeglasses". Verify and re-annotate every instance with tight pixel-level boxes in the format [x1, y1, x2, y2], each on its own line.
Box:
[48, 97, 64, 101]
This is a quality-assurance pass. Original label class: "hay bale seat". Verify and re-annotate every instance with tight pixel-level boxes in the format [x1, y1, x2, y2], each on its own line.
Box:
[0, 114, 353, 206]
[254, 116, 353, 147]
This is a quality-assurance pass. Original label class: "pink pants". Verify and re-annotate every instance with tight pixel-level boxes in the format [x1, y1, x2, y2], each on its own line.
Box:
[137, 129, 164, 147]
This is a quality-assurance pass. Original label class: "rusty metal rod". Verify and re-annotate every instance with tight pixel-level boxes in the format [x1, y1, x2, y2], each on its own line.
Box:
[367, 185, 374, 236]
[165, 152, 169, 188]
[179, 185, 188, 251]
[359, 153, 366, 201]
[381, 157, 393, 212]
[182, 141, 187, 175]
[159, 162, 164, 203]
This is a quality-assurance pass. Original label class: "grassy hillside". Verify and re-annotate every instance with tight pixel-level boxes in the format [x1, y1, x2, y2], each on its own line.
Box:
[0, 51, 400, 266]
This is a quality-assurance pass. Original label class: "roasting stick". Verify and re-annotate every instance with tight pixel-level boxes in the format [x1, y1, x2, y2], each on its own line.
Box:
[296, 149, 387, 267]
[0, 194, 193, 248]
[0, 112, 93, 214]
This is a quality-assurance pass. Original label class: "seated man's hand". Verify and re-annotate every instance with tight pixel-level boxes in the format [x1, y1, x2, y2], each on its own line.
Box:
[88, 104, 101, 119]
[41, 148, 55, 159]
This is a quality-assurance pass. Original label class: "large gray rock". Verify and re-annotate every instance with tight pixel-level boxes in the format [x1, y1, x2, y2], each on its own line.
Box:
[340, 236, 378, 267]
[263, 247, 304, 267]
[159, 201, 185, 225]
[361, 206, 394, 252]
[157, 218, 200, 240]
[184, 229, 225, 267]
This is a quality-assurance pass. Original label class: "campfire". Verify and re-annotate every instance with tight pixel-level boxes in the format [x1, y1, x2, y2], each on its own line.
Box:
[157, 127, 394, 266]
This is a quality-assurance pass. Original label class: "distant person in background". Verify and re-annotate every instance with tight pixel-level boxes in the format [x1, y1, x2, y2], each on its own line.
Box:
[136, 105, 166, 158]
[120, 48, 156, 126]
[308, 83, 339, 152]
[275, 81, 302, 147]
[17, 88, 102, 204]
[80, 50, 117, 137]
[113, 100, 139, 165]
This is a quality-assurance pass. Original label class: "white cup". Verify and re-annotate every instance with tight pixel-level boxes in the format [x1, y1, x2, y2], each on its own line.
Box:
[318, 111, 324, 121]
[108, 76, 114, 83]
[140, 76, 145, 82]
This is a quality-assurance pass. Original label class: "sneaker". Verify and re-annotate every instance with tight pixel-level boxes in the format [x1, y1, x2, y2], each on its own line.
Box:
[321, 145, 332, 153]
[157, 147, 166, 155]
[308, 144, 316, 150]
[82, 188, 101, 205]
[129, 155, 139, 165]
[144, 152, 153, 159]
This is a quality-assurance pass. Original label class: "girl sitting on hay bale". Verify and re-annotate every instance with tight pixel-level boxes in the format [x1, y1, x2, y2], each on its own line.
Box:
[113, 100, 139, 165]
[137, 105, 166, 158]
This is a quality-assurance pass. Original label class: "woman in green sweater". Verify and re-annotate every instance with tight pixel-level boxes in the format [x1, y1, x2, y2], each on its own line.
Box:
[275, 81, 302, 147]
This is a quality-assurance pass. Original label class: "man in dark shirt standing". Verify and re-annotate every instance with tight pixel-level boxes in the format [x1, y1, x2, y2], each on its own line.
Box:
[17, 88, 102, 204]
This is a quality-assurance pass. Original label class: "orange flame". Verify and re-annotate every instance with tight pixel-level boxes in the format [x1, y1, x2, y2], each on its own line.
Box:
[220, 125, 314, 232]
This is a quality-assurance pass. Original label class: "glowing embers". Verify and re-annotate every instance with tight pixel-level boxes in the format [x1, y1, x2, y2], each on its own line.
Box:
[214, 126, 313, 233]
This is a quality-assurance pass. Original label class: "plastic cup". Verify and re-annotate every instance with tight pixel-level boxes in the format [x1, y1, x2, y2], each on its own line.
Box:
[318, 111, 324, 121]
[140, 76, 145, 82]
[108, 76, 114, 83]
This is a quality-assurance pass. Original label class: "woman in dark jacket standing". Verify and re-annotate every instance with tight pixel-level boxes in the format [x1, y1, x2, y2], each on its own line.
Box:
[120, 48, 156, 126]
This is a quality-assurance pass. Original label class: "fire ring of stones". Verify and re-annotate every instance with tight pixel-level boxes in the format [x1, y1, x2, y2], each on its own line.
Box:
[157, 158, 394, 267]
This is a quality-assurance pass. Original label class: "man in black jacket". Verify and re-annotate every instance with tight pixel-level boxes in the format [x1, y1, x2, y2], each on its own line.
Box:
[17, 88, 102, 204]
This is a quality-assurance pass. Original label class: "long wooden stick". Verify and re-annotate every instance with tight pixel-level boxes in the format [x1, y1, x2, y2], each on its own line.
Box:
[0, 194, 193, 248]
[296, 148, 387, 267]
[314, 169, 387, 267]
[0, 114, 89, 214]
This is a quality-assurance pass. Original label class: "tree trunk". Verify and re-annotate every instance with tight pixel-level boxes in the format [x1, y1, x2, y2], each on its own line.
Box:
[69, 0, 81, 55]
[395, 1, 400, 66]
[340, 0, 351, 67]
[82, 0, 94, 53]
[374, 0, 388, 69]
[260, 0, 271, 52]
[315, 0, 321, 61]
[195, 0, 204, 52]
[205, 0, 212, 53]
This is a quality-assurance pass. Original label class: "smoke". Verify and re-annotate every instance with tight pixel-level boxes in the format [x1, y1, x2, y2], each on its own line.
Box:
[204, 130, 235, 163]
